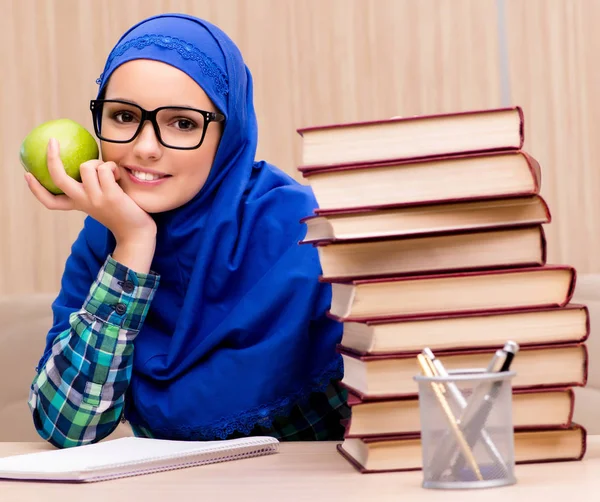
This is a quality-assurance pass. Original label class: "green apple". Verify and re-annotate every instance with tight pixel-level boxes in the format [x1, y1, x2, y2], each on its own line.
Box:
[20, 118, 99, 195]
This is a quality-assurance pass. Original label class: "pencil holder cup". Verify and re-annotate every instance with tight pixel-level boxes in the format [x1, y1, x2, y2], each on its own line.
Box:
[413, 369, 516, 490]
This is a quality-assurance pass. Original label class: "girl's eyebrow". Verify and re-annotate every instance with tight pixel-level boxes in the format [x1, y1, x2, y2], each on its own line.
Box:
[109, 97, 139, 105]
[108, 97, 204, 109]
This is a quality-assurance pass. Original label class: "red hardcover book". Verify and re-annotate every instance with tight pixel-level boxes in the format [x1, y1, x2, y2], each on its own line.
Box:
[311, 225, 546, 281]
[325, 265, 576, 321]
[298, 151, 540, 212]
[337, 342, 588, 400]
[297, 106, 524, 167]
[300, 195, 551, 244]
[332, 304, 589, 355]
[337, 424, 587, 473]
[343, 387, 576, 438]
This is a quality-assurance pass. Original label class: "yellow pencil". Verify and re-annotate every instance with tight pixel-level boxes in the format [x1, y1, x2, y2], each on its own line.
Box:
[417, 354, 483, 481]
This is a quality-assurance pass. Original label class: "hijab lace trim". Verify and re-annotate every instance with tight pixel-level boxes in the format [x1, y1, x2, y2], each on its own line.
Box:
[134, 356, 343, 440]
[96, 34, 229, 95]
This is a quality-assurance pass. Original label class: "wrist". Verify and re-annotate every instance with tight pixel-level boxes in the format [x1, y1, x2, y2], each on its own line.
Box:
[113, 220, 157, 243]
[112, 233, 156, 274]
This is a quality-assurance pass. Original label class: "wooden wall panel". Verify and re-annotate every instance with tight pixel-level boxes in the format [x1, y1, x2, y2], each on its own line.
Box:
[1, 0, 501, 294]
[504, 0, 600, 272]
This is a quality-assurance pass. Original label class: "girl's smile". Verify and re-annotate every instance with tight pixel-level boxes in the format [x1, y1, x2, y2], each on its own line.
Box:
[123, 165, 172, 185]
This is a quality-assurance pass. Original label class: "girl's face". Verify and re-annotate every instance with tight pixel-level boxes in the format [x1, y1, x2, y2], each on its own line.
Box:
[100, 60, 223, 213]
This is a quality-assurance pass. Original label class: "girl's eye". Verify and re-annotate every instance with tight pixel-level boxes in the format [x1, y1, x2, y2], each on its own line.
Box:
[113, 111, 137, 123]
[173, 119, 198, 131]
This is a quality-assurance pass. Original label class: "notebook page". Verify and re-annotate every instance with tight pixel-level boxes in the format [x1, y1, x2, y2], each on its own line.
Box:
[0, 436, 279, 480]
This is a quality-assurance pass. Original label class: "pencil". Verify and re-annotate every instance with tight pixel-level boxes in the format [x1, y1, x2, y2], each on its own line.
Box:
[417, 354, 483, 481]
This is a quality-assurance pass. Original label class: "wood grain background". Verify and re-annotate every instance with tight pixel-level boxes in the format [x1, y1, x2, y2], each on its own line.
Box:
[0, 0, 596, 294]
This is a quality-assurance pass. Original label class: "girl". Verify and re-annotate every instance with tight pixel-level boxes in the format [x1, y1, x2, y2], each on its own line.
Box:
[26, 13, 348, 448]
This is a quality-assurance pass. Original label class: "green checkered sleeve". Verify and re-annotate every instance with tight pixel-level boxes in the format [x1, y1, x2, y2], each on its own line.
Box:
[28, 255, 160, 448]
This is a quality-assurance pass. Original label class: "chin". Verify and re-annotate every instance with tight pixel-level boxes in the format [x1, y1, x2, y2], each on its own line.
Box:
[128, 192, 193, 214]
[126, 194, 172, 214]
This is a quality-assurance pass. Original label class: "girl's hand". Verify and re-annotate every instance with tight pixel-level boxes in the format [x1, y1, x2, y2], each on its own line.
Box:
[25, 137, 156, 244]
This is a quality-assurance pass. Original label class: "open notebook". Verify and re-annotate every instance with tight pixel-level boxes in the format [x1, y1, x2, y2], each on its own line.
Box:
[0, 436, 279, 483]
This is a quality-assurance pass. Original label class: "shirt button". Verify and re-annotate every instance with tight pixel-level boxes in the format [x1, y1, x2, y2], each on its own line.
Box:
[122, 281, 135, 294]
[115, 303, 127, 315]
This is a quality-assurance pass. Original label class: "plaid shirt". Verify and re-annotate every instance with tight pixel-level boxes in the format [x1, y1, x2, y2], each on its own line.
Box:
[29, 255, 349, 448]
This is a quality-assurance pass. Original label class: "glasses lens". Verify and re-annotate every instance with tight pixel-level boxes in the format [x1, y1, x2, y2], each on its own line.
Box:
[96, 101, 143, 142]
[155, 108, 206, 148]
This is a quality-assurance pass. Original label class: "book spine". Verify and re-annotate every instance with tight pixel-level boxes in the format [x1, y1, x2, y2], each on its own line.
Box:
[539, 225, 548, 264]
[517, 106, 526, 149]
[521, 151, 542, 193]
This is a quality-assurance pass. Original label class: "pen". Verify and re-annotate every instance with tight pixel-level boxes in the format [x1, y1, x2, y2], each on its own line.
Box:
[416, 354, 483, 481]
[422, 348, 509, 478]
[450, 341, 519, 474]
[498, 341, 519, 372]
[457, 341, 519, 427]
[485, 348, 508, 373]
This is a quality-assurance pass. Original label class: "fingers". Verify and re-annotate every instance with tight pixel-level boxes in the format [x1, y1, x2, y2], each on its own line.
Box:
[24, 173, 74, 211]
[97, 162, 123, 198]
[79, 160, 104, 204]
[80, 160, 122, 204]
[46, 138, 85, 199]
[110, 162, 122, 181]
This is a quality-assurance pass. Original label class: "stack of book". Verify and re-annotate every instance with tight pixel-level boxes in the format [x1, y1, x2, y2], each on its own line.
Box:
[297, 107, 588, 473]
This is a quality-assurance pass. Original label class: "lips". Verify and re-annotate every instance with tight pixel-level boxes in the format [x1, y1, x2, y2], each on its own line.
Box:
[124, 167, 171, 186]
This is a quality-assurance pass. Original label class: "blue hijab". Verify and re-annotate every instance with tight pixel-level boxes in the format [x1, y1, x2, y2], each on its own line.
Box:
[42, 13, 343, 440]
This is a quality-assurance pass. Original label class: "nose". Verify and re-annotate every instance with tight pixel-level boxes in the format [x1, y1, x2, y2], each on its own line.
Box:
[132, 121, 163, 161]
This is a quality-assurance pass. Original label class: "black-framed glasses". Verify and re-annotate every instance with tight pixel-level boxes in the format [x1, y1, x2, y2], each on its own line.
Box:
[90, 99, 225, 150]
